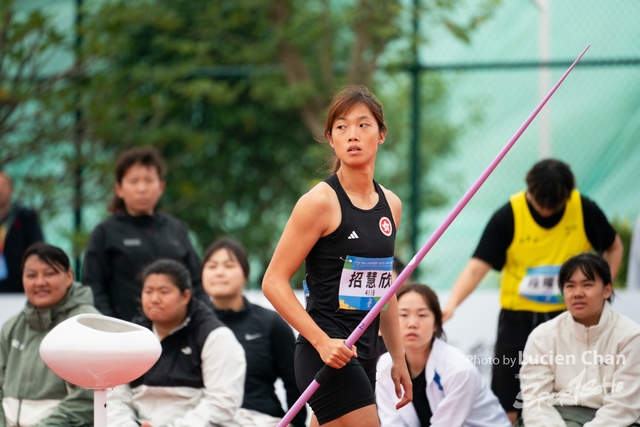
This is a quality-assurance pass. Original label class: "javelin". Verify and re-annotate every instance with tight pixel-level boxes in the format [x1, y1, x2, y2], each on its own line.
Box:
[278, 44, 590, 427]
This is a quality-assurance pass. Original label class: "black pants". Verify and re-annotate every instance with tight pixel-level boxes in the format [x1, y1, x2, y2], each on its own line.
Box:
[294, 341, 377, 425]
[491, 308, 564, 413]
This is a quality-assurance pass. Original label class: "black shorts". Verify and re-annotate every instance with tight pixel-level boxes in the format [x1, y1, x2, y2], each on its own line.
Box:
[491, 308, 564, 413]
[294, 341, 377, 425]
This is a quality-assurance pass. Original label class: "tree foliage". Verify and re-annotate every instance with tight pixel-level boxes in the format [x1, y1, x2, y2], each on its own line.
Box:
[1, 0, 501, 284]
[0, 0, 75, 213]
[78, 0, 328, 279]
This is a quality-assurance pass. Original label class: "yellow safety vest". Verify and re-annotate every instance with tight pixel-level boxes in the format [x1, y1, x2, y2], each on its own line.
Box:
[500, 190, 591, 312]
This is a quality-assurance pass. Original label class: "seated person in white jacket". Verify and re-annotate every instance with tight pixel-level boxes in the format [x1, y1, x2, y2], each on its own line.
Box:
[518, 253, 640, 427]
[377, 283, 511, 427]
[107, 259, 246, 427]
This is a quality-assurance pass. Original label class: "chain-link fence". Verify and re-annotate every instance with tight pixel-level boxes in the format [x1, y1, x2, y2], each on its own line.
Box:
[8, 0, 639, 290]
[405, 0, 640, 290]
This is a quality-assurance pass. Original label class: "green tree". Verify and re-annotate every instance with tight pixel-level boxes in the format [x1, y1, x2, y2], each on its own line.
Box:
[75, 0, 500, 284]
[0, 0, 74, 213]
[7, 0, 497, 286]
[78, 0, 325, 281]
[267, 0, 499, 136]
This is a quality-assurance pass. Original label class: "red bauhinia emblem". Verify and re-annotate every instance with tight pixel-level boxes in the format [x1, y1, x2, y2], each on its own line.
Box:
[379, 217, 392, 236]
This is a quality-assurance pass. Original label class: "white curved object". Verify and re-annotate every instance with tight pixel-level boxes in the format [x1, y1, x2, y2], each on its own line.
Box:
[40, 313, 161, 389]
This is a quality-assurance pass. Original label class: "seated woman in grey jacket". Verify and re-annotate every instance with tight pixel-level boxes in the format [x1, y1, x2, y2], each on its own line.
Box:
[0, 242, 98, 427]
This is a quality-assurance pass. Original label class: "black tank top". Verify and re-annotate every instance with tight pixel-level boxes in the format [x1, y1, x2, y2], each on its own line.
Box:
[300, 174, 396, 359]
[411, 367, 432, 426]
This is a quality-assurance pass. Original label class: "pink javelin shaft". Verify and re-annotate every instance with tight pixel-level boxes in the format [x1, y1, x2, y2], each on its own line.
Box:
[278, 44, 590, 427]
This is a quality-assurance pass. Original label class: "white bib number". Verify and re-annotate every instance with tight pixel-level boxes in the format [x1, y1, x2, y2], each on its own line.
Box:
[338, 255, 394, 311]
[518, 265, 563, 304]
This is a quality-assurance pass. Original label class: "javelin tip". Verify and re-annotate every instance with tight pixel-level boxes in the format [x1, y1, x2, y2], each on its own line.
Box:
[577, 45, 591, 60]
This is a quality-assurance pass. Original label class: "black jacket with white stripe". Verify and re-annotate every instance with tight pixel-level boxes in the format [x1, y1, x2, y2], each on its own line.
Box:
[214, 298, 307, 427]
[106, 299, 246, 427]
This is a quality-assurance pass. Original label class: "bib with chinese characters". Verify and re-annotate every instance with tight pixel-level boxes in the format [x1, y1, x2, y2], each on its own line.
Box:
[338, 255, 393, 311]
[518, 265, 564, 304]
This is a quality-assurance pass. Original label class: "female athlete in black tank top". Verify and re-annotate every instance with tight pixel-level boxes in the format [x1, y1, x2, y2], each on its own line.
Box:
[263, 85, 412, 427]
[302, 173, 396, 360]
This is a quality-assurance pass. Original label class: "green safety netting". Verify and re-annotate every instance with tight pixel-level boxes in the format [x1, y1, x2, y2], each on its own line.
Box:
[405, 0, 640, 289]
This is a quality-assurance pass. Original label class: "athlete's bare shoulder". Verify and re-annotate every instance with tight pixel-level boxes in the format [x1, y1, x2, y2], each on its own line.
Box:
[290, 181, 341, 237]
[378, 184, 401, 209]
[299, 181, 337, 210]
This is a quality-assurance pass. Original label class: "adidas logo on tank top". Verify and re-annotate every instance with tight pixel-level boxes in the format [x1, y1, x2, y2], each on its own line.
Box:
[348, 231, 359, 239]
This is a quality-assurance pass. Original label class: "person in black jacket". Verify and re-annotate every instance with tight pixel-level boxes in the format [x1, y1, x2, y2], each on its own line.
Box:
[203, 237, 307, 427]
[82, 146, 208, 320]
[0, 171, 44, 293]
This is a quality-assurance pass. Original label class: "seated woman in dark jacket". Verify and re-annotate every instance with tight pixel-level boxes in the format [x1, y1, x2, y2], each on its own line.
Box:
[202, 237, 306, 427]
[107, 259, 245, 427]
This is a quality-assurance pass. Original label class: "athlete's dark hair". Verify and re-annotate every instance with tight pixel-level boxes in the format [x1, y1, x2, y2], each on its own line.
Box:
[559, 253, 614, 302]
[108, 146, 166, 213]
[323, 85, 386, 174]
[202, 237, 250, 280]
[525, 159, 575, 210]
[396, 283, 446, 342]
[21, 242, 71, 273]
[141, 259, 192, 293]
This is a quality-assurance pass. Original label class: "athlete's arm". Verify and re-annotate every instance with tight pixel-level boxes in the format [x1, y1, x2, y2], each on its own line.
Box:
[581, 196, 622, 280]
[603, 234, 623, 281]
[378, 187, 412, 409]
[442, 258, 491, 322]
[262, 185, 355, 369]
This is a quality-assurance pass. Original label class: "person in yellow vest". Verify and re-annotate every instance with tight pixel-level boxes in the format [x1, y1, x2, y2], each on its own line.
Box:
[441, 158, 623, 424]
